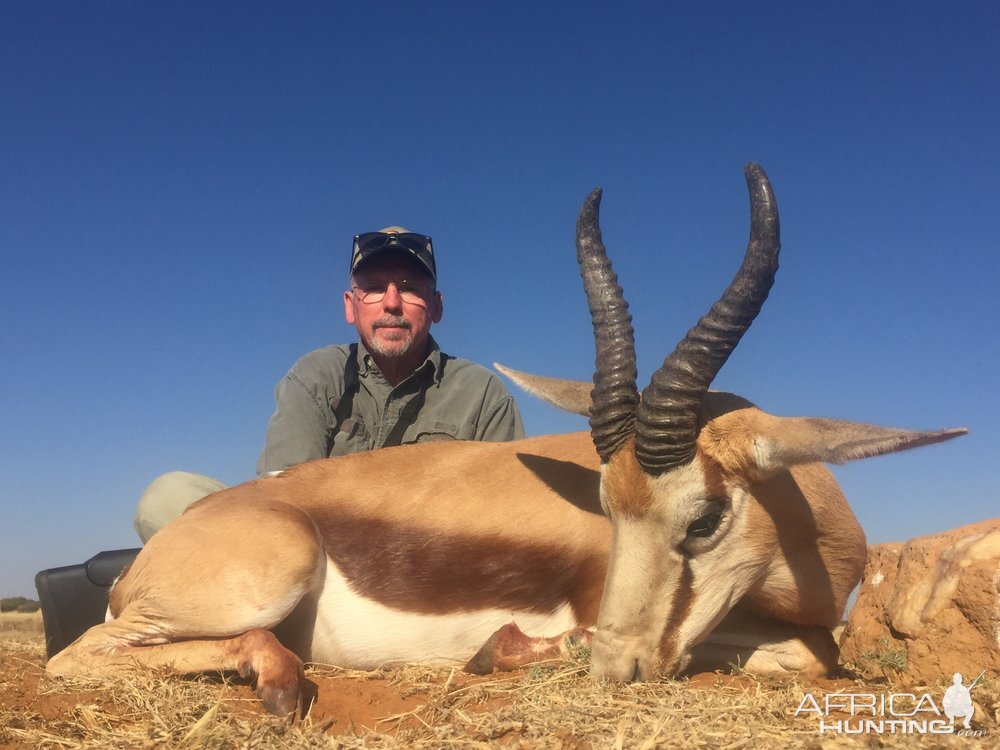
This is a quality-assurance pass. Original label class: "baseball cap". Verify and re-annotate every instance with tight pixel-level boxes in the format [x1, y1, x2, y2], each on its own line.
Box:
[351, 226, 436, 282]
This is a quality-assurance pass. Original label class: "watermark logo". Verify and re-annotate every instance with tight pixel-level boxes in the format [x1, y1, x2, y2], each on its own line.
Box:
[793, 670, 988, 736]
[943, 672, 980, 729]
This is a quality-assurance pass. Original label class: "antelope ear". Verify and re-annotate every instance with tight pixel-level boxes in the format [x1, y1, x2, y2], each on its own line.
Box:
[701, 409, 967, 480]
[493, 363, 592, 417]
[492, 364, 762, 425]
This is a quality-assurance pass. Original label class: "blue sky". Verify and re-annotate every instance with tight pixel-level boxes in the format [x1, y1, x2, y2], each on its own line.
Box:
[2, 2, 997, 598]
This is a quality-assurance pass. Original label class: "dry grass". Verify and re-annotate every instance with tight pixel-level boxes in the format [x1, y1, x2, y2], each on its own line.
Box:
[1, 629, 996, 749]
[0, 610, 44, 638]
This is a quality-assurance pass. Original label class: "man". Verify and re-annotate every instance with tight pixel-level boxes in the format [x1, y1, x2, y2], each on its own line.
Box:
[37, 226, 523, 658]
[132, 227, 524, 541]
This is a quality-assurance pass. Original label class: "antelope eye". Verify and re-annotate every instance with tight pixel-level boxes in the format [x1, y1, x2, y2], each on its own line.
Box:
[686, 510, 724, 539]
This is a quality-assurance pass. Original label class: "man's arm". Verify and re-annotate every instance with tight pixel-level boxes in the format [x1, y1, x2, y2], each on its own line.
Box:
[475, 380, 525, 442]
[257, 347, 355, 475]
[256, 370, 333, 475]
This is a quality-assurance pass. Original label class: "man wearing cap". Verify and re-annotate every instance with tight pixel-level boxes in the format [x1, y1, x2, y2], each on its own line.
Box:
[132, 227, 524, 541]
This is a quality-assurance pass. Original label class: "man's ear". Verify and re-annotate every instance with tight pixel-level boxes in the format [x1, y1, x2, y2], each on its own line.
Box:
[343, 290, 357, 325]
[431, 291, 443, 324]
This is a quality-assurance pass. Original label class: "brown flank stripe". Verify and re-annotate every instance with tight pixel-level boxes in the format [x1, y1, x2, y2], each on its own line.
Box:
[314, 513, 608, 622]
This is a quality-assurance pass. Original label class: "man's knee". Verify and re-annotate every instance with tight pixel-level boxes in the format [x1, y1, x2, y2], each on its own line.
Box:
[134, 471, 228, 543]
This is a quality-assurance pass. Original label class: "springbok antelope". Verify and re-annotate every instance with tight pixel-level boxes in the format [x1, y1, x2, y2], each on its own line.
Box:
[47, 164, 965, 716]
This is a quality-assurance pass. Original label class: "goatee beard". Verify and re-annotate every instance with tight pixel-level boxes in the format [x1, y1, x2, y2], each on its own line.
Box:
[369, 316, 413, 359]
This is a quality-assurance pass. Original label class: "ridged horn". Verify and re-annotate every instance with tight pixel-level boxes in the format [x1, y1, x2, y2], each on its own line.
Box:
[635, 163, 781, 474]
[577, 188, 639, 462]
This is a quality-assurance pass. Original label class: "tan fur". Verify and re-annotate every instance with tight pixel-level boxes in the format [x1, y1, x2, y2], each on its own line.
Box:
[739, 464, 867, 627]
[697, 408, 772, 480]
[601, 439, 655, 518]
[696, 449, 728, 499]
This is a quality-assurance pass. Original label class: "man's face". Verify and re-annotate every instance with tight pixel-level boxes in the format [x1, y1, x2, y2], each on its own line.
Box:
[343, 253, 443, 361]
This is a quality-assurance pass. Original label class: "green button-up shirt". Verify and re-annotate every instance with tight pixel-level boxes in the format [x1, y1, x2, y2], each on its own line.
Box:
[256, 338, 524, 475]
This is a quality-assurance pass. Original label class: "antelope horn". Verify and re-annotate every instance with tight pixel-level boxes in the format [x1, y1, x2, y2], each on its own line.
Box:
[635, 163, 781, 474]
[577, 188, 639, 462]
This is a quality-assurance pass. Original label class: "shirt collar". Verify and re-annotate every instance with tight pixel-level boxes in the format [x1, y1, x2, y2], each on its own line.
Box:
[355, 337, 444, 385]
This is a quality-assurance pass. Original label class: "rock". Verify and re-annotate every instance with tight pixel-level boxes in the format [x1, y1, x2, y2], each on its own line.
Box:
[839, 518, 1000, 682]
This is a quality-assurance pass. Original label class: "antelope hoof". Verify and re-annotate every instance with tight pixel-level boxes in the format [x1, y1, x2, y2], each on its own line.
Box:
[464, 625, 509, 675]
[237, 629, 314, 718]
[257, 672, 316, 719]
[259, 683, 299, 718]
[257, 681, 300, 718]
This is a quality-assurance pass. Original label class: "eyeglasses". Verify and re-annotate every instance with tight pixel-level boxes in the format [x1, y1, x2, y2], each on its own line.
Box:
[351, 232, 436, 279]
[351, 280, 434, 308]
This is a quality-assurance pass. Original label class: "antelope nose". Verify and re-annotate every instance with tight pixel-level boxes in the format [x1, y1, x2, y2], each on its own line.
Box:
[592, 656, 642, 682]
[628, 659, 643, 682]
[590, 632, 645, 682]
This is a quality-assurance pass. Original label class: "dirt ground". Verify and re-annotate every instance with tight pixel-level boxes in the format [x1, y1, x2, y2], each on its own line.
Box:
[0, 618, 511, 740]
[0, 634, 468, 738]
[1, 619, 995, 749]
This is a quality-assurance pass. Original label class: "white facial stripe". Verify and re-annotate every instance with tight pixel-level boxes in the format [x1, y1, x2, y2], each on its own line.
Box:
[598, 516, 682, 632]
[673, 498, 767, 654]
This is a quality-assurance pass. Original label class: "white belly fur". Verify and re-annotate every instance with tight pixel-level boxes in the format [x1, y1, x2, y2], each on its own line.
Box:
[308, 558, 578, 669]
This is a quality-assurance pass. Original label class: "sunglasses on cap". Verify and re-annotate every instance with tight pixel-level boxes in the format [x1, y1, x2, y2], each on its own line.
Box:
[351, 231, 436, 281]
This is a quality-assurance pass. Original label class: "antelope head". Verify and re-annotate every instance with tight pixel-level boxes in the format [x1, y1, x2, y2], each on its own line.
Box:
[571, 164, 966, 681]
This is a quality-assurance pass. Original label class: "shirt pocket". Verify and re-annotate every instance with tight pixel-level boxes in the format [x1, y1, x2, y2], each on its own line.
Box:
[330, 416, 373, 455]
[408, 421, 460, 444]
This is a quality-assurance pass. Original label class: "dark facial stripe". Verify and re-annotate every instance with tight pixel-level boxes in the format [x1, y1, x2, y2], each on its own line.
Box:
[657, 558, 695, 673]
[313, 513, 609, 620]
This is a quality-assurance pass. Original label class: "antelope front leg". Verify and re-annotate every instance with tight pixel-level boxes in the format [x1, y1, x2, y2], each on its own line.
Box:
[48, 618, 313, 717]
[685, 605, 840, 678]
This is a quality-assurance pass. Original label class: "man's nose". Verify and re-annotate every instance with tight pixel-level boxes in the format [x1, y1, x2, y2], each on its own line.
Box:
[381, 282, 404, 310]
